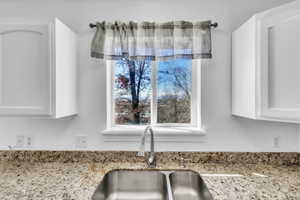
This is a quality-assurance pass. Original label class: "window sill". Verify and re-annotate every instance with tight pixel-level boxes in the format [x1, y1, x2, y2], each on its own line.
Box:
[101, 126, 207, 143]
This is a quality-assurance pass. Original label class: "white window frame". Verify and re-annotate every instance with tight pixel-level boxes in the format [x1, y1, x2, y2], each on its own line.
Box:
[103, 59, 205, 140]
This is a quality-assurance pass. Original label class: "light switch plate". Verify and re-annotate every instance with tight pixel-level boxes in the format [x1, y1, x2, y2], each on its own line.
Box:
[15, 135, 34, 149]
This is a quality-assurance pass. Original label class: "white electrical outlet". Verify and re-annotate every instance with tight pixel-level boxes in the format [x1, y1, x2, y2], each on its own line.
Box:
[16, 135, 25, 148]
[26, 136, 33, 147]
[75, 135, 87, 149]
[273, 136, 280, 148]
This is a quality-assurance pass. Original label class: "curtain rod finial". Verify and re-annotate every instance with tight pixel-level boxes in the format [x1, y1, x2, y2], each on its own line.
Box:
[210, 22, 218, 28]
[89, 23, 96, 28]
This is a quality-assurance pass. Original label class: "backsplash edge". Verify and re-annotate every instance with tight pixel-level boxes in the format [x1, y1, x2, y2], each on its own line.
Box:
[0, 151, 299, 166]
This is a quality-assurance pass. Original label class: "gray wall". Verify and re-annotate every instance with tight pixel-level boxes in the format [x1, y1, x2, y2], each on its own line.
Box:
[0, 0, 298, 152]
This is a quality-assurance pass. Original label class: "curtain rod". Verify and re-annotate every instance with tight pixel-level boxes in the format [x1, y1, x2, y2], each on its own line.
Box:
[89, 22, 218, 29]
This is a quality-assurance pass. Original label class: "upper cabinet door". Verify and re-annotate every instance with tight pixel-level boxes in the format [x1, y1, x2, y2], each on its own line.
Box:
[0, 24, 50, 115]
[232, 1, 300, 123]
[258, 3, 300, 122]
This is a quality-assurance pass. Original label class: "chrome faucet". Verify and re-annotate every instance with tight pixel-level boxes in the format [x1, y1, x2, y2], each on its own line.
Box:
[137, 126, 156, 168]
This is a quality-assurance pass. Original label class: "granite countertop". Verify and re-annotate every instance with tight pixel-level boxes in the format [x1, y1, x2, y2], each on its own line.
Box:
[0, 152, 299, 200]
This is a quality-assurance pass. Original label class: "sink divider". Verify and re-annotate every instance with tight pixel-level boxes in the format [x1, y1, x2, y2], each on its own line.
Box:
[161, 170, 174, 200]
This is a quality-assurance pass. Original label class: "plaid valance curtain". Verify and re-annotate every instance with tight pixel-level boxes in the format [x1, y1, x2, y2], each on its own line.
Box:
[91, 20, 212, 61]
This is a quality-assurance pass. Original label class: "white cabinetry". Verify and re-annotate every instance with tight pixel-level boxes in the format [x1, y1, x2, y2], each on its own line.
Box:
[0, 18, 77, 118]
[232, 1, 300, 123]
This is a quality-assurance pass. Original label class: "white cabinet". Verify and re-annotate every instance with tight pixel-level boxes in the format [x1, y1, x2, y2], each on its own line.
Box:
[232, 1, 300, 123]
[0, 18, 77, 118]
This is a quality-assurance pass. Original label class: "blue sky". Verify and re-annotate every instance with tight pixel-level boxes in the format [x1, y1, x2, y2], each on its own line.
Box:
[114, 58, 192, 99]
[157, 58, 192, 98]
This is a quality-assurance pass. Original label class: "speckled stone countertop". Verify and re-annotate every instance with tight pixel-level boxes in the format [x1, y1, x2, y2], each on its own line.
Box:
[0, 151, 299, 200]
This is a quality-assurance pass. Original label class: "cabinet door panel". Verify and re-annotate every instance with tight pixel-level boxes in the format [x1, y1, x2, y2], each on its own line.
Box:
[260, 11, 300, 121]
[269, 19, 300, 109]
[0, 25, 50, 115]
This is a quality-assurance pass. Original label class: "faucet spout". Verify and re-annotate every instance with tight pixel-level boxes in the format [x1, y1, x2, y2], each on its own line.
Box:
[137, 126, 156, 168]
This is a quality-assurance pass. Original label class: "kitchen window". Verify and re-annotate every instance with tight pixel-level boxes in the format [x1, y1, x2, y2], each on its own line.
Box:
[106, 58, 202, 131]
[91, 20, 214, 137]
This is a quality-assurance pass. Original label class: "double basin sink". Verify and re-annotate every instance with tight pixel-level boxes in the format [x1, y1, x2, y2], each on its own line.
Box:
[92, 169, 213, 200]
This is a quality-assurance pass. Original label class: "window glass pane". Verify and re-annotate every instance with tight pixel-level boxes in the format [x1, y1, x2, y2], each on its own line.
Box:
[157, 58, 192, 123]
[114, 58, 151, 125]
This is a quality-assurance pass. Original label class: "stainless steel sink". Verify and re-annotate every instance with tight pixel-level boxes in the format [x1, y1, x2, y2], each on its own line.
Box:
[92, 169, 169, 200]
[169, 171, 213, 200]
[92, 169, 213, 200]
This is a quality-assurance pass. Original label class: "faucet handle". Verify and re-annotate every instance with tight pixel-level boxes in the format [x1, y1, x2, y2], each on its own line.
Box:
[137, 151, 145, 157]
[147, 155, 156, 168]
[179, 157, 186, 168]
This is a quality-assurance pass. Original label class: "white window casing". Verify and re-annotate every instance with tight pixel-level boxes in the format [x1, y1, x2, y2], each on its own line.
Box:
[102, 59, 206, 142]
